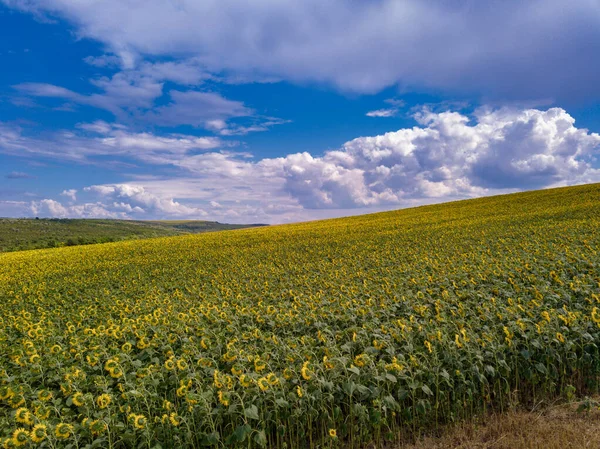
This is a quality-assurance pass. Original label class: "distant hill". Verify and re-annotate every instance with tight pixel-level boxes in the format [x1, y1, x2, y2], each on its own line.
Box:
[0, 218, 267, 252]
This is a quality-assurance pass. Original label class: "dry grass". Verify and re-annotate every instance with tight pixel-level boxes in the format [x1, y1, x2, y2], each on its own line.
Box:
[396, 401, 600, 449]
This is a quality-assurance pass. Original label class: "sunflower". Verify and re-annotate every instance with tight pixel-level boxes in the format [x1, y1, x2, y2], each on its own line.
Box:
[137, 337, 150, 349]
[353, 354, 368, 367]
[29, 354, 40, 364]
[323, 356, 335, 370]
[556, 332, 565, 343]
[37, 389, 52, 402]
[72, 392, 85, 407]
[266, 372, 279, 386]
[108, 366, 123, 378]
[296, 386, 303, 398]
[0, 386, 13, 401]
[3, 437, 16, 449]
[55, 423, 73, 440]
[328, 429, 337, 438]
[90, 420, 107, 436]
[217, 390, 229, 406]
[164, 359, 176, 371]
[592, 307, 600, 324]
[239, 374, 253, 388]
[121, 342, 133, 352]
[169, 413, 181, 426]
[254, 357, 266, 372]
[130, 414, 147, 430]
[8, 394, 26, 409]
[11, 429, 28, 447]
[96, 393, 111, 409]
[176, 359, 188, 371]
[424, 340, 433, 353]
[301, 361, 312, 380]
[33, 406, 50, 420]
[30, 424, 47, 443]
[176, 385, 188, 397]
[104, 359, 118, 372]
[15, 408, 33, 426]
[257, 377, 270, 391]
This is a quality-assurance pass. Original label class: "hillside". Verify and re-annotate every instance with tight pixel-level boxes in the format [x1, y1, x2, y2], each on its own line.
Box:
[0, 218, 266, 252]
[0, 183, 599, 448]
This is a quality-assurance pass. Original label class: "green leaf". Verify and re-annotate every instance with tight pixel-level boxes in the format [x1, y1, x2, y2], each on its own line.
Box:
[228, 424, 252, 444]
[244, 404, 260, 420]
[421, 385, 433, 396]
[348, 366, 360, 375]
[254, 430, 268, 447]
[201, 432, 220, 446]
[275, 398, 289, 408]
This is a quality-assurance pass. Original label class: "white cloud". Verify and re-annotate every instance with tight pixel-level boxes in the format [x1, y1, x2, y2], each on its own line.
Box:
[366, 99, 405, 118]
[1, 107, 599, 223]
[147, 90, 251, 127]
[366, 109, 397, 118]
[28, 199, 123, 218]
[0, 121, 224, 165]
[13, 69, 284, 132]
[4, 0, 600, 99]
[61, 189, 77, 201]
[84, 54, 121, 68]
[85, 184, 206, 217]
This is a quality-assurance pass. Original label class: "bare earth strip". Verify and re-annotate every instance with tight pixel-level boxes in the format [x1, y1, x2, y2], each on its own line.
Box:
[398, 401, 600, 449]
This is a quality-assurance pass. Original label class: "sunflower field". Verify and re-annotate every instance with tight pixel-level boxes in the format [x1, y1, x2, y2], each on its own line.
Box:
[1, 183, 600, 449]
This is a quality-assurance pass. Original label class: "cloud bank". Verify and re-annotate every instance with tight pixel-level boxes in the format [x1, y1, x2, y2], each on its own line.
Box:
[2, 107, 599, 223]
[4, 0, 600, 100]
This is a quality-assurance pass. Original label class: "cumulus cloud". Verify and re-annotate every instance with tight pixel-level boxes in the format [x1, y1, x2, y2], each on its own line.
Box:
[1, 107, 599, 223]
[281, 107, 600, 208]
[61, 189, 77, 201]
[28, 199, 123, 218]
[170, 107, 600, 212]
[4, 0, 600, 99]
[85, 184, 206, 217]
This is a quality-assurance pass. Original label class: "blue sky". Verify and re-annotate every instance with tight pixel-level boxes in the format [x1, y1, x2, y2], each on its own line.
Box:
[1, 1, 600, 223]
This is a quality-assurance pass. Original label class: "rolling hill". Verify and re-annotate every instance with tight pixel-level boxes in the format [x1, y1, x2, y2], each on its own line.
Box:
[0, 183, 599, 448]
[0, 218, 266, 252]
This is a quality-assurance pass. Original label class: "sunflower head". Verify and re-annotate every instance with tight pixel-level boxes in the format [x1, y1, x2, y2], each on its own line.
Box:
[96, 393, 111, 409]
[176, 359, 188, 371]
[72, 392, 85, 407]
[55, 423, 74, 440]
[3, 437, 16, 449]
[109, 366, 123, 378]
[90, 420, 107, 436]
[169, 412, 181, 427]
[11, 429, 29, 447]
[30, 424, 47, 443]
[132, 414, 147, 430]
[257, 377, 270, 392]
[37, 389, 52, 402]
[164, 359, 176, 371]
[14, 408, 33, 426]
